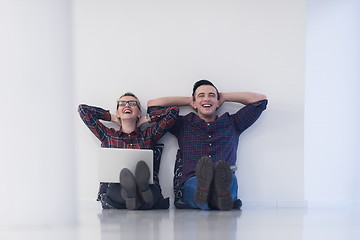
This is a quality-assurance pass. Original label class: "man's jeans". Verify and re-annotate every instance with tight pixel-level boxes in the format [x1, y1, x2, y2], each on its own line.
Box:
[183, 174, 238, 210]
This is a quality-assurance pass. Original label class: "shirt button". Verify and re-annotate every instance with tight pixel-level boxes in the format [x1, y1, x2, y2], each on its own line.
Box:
[209, 143, 212, 146]
[209, 155, 212, 158]
[207, 123, 210, 126]
[208, 135, 211, 138]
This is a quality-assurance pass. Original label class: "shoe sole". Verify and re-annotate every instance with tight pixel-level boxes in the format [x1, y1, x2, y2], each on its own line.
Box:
[135, 161, 153, 204]
[120, 168, 137, 210]
[194, 156, 213, 205]
[214, 161, 233, 211]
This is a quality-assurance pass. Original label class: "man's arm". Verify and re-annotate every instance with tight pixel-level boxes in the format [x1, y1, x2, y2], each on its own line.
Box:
[148, 97, 192, 107]
[220, 92, 267, 105]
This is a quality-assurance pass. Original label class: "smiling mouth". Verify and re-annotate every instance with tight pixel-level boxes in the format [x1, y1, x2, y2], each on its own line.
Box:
[202, 104, 212, 108]
[123, 109, 132, 114]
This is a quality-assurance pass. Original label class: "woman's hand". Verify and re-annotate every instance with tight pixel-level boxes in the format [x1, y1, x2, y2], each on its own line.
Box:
[137, 115, 150, 128]
[110, 114, 121, 126]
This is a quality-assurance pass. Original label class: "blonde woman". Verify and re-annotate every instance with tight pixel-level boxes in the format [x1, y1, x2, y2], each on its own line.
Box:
[78, 92, 179, 210]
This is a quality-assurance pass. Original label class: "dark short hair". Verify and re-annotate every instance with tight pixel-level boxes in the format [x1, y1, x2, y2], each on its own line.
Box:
[192, 80, 220, 100]
[117, 92, 141, 110]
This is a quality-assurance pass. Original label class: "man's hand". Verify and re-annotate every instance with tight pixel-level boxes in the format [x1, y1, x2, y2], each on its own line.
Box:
[218, 92, 226, 107]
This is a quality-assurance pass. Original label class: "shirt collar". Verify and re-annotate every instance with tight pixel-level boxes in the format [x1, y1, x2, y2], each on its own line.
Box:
[119, 128, 142, 136]
[190, 112, 218, 124]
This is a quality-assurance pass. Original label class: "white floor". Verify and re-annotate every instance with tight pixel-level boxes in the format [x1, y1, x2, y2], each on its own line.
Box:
[1, 202, 360, 240]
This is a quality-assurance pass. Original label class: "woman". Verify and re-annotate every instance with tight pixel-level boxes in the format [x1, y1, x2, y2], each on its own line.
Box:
[78, 92, 179, 210]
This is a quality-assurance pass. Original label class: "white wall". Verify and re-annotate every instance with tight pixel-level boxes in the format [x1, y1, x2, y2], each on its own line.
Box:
[305, 0, 360, 206]
[0, 0, 76, 226]
[74, 0, 306, 205]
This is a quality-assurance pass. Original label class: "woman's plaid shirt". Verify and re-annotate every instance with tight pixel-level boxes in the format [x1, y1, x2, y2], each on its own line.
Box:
[78, 104, 179, 149]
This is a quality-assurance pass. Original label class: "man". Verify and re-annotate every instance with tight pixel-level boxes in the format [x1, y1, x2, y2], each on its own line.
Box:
[148, 80, 267, 210]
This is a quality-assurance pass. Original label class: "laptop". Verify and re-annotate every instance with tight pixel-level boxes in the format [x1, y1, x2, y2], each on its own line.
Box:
[98, 148, 153, 184]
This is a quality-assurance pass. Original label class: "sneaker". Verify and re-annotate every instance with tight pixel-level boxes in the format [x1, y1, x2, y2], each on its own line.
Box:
[120, 168, 137, 210]
[135, 161, 153, 205]
[194, 156, 214, 205]
[213, 160, 233, 211]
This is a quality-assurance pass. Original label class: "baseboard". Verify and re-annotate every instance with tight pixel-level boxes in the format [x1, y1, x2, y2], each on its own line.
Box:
[306, 200, 360, 208]
[242, 200, 360, 209]
[77, 199, 100, 209]
[242, 200, 308, 208]
[76, 199, 360, 209]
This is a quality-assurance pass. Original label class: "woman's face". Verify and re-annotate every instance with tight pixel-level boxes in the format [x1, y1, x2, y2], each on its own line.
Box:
[116, 96, 141, 121]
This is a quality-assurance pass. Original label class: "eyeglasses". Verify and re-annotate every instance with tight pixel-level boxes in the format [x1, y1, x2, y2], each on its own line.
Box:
[117, 100, 139, 107]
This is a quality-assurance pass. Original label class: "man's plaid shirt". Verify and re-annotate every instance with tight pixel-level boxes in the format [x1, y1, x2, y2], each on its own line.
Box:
[165, 99, 268, 184]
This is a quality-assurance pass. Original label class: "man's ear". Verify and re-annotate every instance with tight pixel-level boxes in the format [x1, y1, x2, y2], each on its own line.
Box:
[191, 101, 197, 110]
[215, 100, 220, 110]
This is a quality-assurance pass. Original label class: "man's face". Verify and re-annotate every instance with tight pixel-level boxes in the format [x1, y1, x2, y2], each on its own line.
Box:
[192, 85, 220, 119]
[116, 96, 141, 121]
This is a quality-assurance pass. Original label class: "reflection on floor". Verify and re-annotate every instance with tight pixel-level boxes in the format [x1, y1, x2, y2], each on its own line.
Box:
[1, 202, 360, 240]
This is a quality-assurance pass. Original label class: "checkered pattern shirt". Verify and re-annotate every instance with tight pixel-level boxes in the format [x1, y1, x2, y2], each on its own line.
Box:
[168, 99, 267, 183]
[78, 104, 179, 149]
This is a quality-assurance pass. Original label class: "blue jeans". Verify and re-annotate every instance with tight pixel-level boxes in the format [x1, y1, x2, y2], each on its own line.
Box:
[183, 174, 238, 210]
